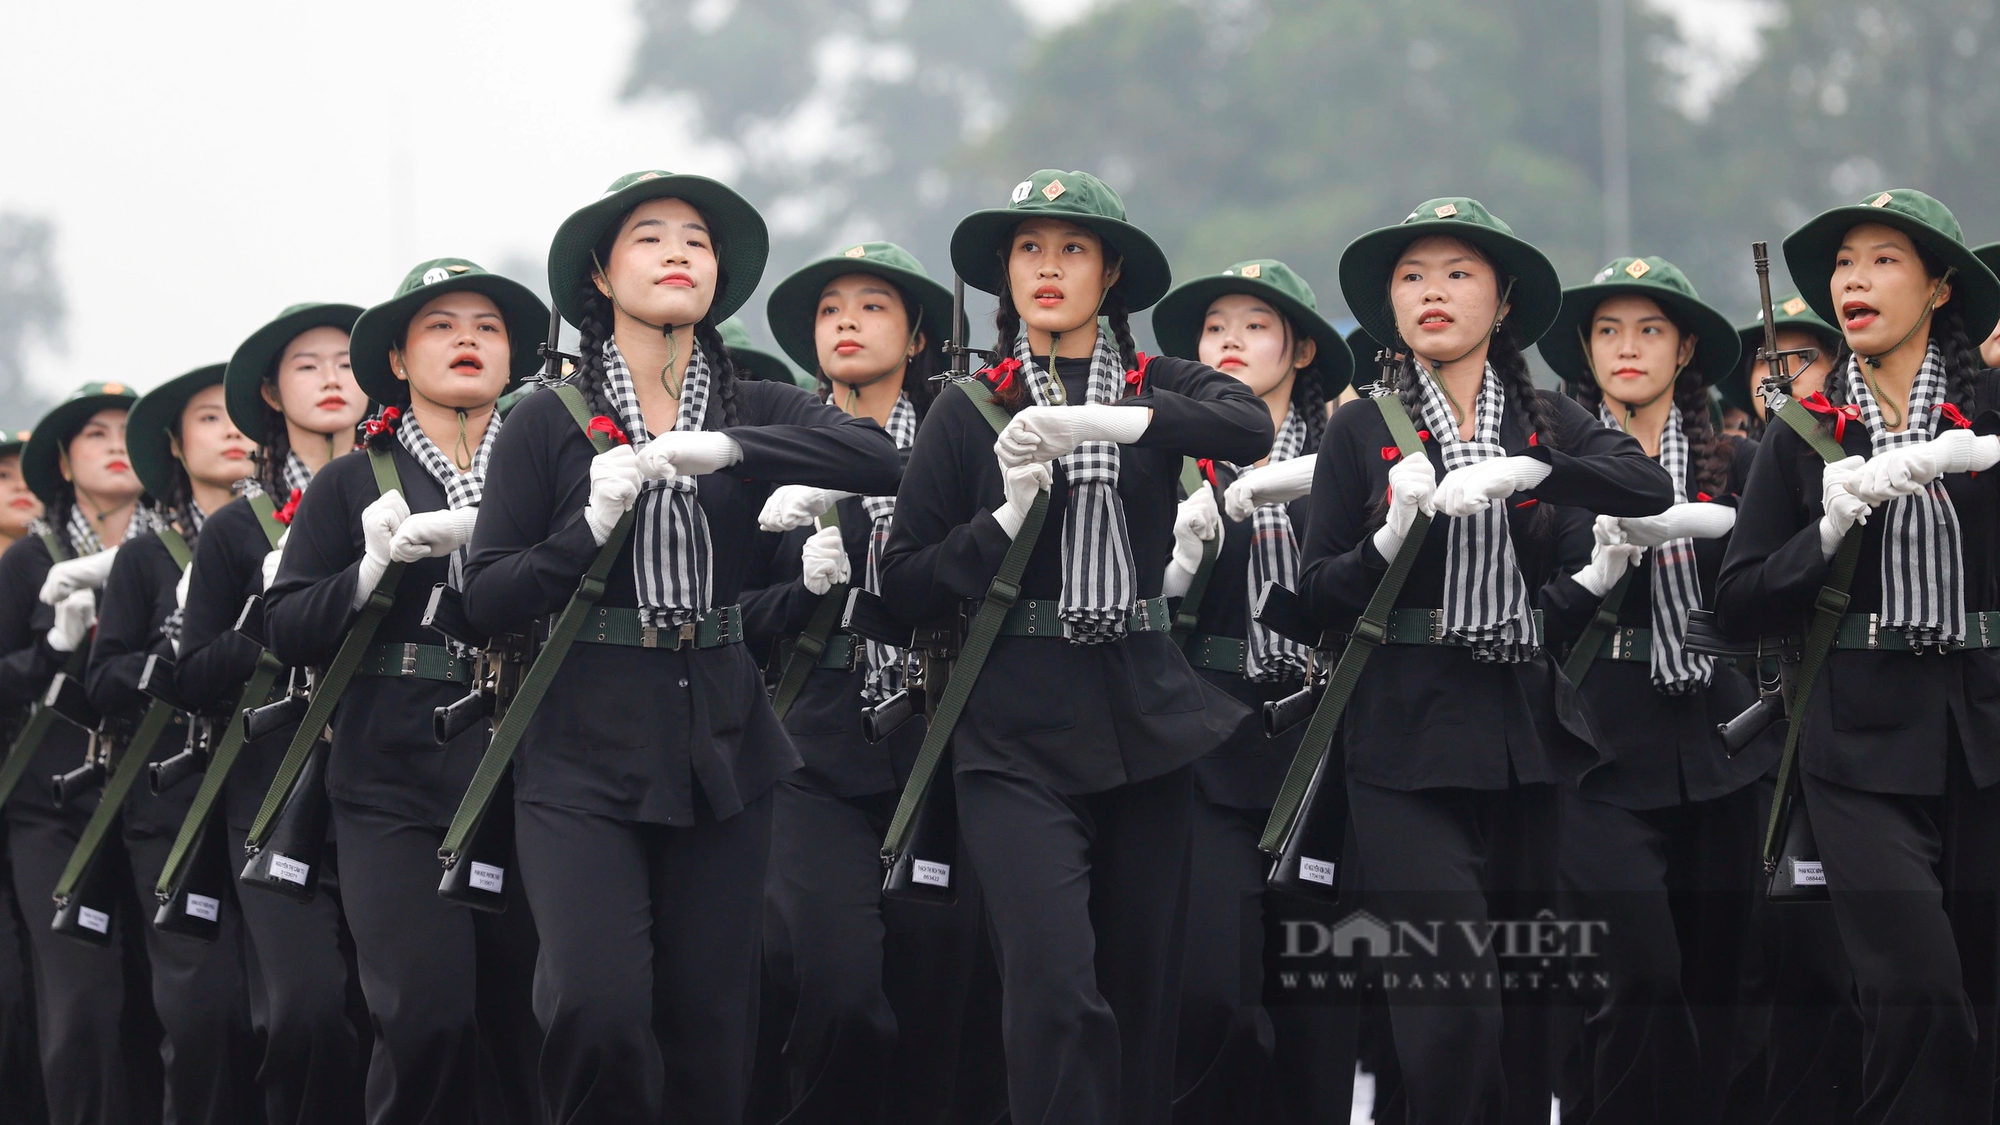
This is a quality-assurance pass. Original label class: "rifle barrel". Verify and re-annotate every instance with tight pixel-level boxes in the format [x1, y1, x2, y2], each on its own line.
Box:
[950, 274, 968, 379]
[1752, 241, 1784, 392]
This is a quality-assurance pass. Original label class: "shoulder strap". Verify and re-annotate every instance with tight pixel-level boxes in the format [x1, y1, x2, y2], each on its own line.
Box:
[157, 526, 193, 571]
[1171, 457, 1222, 645]
[154, 653, 284, 900]
[960, 378, 1015, 434]
[1258, 395, 1431, 857]
[40, 530, 68, 564]
[1562, 569, 1635, 687]
[52, 701, 177, 905]
[246, 493, 286, 548]
[771, 505, 849, 722]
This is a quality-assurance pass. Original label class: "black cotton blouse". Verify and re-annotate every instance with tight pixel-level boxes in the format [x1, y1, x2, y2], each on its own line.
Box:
[0, 532, 93, 818]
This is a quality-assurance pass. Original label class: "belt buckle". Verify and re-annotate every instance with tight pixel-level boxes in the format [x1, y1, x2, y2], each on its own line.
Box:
[1867, 613, 1880, 651]
[400, 643, 418, 676]
[641, 624, 659, 649]
[1429, 609, 1446, 645]
[680, 621, 698, 649]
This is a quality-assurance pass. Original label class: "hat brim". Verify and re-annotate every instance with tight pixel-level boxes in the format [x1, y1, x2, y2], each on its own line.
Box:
[766, 258, 963, 375]
[1782, 208, 2000, 342]
[349, 274, 550, 406]
[225, 304, 364, 443]
[729, 345, 800, 385]
[948, 210, 1172, 312]
[547, 175, 769, 328]
[129, 365, 227, 500]
[1338, 221, 1562, 349]
[24, 394, 138, 507]
[1538, 282, 1740, 391]
[1150, 276, 1353, 397]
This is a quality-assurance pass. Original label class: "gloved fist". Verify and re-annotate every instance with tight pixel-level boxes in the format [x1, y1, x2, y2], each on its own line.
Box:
[1573, 515, 1645, 597]
[993, 461, 1053, 539]
[995, 405, 1152, 468]
[585, 445, 645, 546]
[361, 490, 410, 563]
[1850, 430, 2000, 503]
[390, 508, 479, 563]
[800, 525, 851, 595]
[40, 548, 117, 606]
[1171, 483, 1222, 573]
[759, 486, 854, 532]
[1372, 453, 1437, 559]
[47, 589, 95, 653]
[1224, 456, 1317, 520]
[1432, 456, 1553, 517]
[1819, 455, 1872, 558]
[1617, 502, 1737, 547]
[636, 431, 742, 480]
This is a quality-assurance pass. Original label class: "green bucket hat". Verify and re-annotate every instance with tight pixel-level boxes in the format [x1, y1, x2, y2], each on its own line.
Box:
[546, 170, 770, 329]
[349, 258, 549, 406]
[1151, 259, 1353, 397]
[1975, 243, 2000, 311]
[23, 382, 141, 507]
[1338, 197, 1562, 350]
[1538, 257, 1740, 391]
[719, 318, 806, 387]
[1719, 293, 1843, 414]
[1781, 188, 2000, 343]
[129, 364, 228, 500]
[224, 302, 364, 444]
[0, 427, 32, 460]
[765, 240, 960, 378]
[949, 169, 1172, 312]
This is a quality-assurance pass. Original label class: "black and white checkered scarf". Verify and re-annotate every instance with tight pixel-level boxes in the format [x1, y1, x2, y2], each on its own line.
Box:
[859, 393, 916, 699]
[1014, 329, 1137, 643]
[603, 337, 714, 628]
[1849, 343, 1963, 646]
[281, 451, 314, 497]
[1238, 407, 1310, 681]
[1596, 403, 1712, 693]
[53, 501, 160, 559]
[1414, 366, 1537, 662]
[395, 408, 499, 589]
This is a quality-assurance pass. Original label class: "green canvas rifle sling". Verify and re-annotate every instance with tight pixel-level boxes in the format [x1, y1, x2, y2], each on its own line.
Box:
[1562, 569, 1636, 687]
[0, 530, 84, 807]
[439, 385, 636, 867]
[1258, 394, 1433, 857]
[770, 505, 847, 722]
[1169, 457, 1221, 647]
[880, 380, 1050, 867]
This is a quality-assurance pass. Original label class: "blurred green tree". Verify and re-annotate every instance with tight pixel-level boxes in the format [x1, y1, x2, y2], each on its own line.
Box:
[0, 213, 62, 426]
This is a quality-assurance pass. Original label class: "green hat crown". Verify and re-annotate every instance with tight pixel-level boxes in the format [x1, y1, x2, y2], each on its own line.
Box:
[1540, 254, 1739, 390]
[950, 170, 1173, 311]
[1781, 188, 2000, 337]
[349, 257, 549, 405]
[1339, 196, 1562, 349]
[23, 381, 141, 507]
[718, 317, 809, 388]
[1151, 258, 1353, 397]
[766, 240, 960, 375]
[1588, 256, 1695, 297]
[546, 169, 769, 328]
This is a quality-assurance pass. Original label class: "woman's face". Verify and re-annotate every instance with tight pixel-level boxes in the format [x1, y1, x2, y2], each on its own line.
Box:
[1831, 222, 1951, 357]
[1388, 236, 1511, 366]
[1587, 294, 1694, 411]
[815, 272, 918, 385]
[1198, 293, 1314, 398]
[62, 408, 141, 504]
[0, 453, 43, 538]
[1981, 313, 2000, 369]
[172, 384, 256, 491]
[594, 197, 718, 329]
[263, 325, 366, 436]
[1006, 219, 1120, 338]
[1747, 326, 1837, 421]
[391, 291, 512, 411]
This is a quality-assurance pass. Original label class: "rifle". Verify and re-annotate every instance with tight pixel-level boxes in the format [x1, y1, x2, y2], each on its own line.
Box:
[424, 583, 531, 912]
[1753, 243, 1823, 403]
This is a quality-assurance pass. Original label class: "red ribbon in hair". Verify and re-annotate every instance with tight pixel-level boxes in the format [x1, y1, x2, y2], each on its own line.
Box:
[979, 357, 1023, 394]
[1936, 402, 1973, 431]
[1124, 351, 1153, 393]
[1798, 392, 1861, 442]
[272, 488, 303, 526]
[359, 406, 402, 441]
[587, 416, 630, 446]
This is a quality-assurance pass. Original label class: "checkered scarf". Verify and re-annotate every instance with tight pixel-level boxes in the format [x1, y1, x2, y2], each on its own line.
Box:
[1414, 366, 1537, 662]
[603, 337, 714, 628]
[1596, 403, 1712, 693]
[1014, 329, 1137, 643]
[859, 393, 916, 699]
[1239, 406, 1310, 681]
[54, 501, 160, 559]
[1848, 343, 1964, 646]
[396, 409, 499, 589]
[281, 451, 314, 496]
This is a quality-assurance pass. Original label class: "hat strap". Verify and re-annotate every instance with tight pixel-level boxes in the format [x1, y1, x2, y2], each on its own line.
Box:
[1580, 322, 1682, 428]
[826, 307, 924, 415]
[593, 249, 688, 398]
[1410, 277, 1516, 426]
[1860, 267, 1954, 372]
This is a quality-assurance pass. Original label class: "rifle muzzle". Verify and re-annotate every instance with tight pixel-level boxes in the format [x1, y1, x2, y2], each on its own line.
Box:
[51, 760, 105, 808]
[149, 747, 204, 796]
[1717, 696, 1785, 759]
[1263, 684, 1317, 738]
[242, 694, 310, 742]
[433, 690, 495, 745]
[861, 690, 916, 744]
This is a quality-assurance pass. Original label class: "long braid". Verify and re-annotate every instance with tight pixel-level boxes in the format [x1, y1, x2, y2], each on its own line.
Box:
[691, 318, 742, 429]
[1488, 327, 1562, 446]
[991, 272, 1026, 410]
[1675, 375, 1732, 498]
[1290, 361, 1329, 455]
[570, 288, 621, 425]
[1103, 286, 1139, 383]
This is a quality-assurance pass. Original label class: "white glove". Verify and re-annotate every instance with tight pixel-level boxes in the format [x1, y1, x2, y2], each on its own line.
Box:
[39, 548, 117, 605]
[175, 564, 192, 610]
[992, 462, 1053, 539]
[389, 507, 479, 563]
[1163, 484, 1222, 598]
[585, 445, 645, 546]
[995, 405, 1151, 468]
[800, 525, 851, 595]
[635, 431, 743, 480]
[1572, 515, 1645, 597]
[1617, 502, 1737, 548]
[1224, 456, 1317, 520]
[354, 490, 410, 607]
[1372, 454, 1437, 560]
[1819, 455, 1872, 559]
[1850, 430, 2000, 503]
[759, 486, 855, 532]
[47, 589, 95, 653]
[1432, 456, 1553, 518]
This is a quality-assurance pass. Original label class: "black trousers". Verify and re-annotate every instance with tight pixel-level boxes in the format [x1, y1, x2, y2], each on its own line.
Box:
[956, 765, 1193, 1125]
[227, 824, 367, 1125]
[122, 825, 260, 1125]
[330, 799, 542, 1125]
[5, 801, 161, 1125]
[1346, 779, 1558, 1125]
[1557, 784, 1760, 1124]
[760, 778, 993, 1125]
[1802, 747, 2000, 1125]
[515, 791, 772, 1125]
[0, 829, 45, 1125]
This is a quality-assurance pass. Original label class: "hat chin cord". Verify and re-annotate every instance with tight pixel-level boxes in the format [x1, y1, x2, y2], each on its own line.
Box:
[827, 309, 924, 416]
[595, 250, 690, 399]
[1854, 269, 1954, 430]
[1035, 284, 1114, 407]
[1407, 277, 1515, 429]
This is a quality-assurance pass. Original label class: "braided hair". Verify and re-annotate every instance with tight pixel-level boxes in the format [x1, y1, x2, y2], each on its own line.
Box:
[989, 245, 1138, 411]
[1569, 308, 1733, 498]
[812, 283, 941, 422]
[1274, 316, 1330, 456]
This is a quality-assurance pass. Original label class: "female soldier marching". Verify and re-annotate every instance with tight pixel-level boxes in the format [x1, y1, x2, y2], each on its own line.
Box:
[1718, 189, 2000, 1124]
[460, 170, 899, 1123]
[879, 168, 1273, 1124]
[262, 260, 545, 1122]
[1298, 198, 1672, 1123]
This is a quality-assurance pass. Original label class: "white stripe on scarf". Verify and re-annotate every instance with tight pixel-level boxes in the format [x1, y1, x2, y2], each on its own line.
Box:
[1847, 343, 1963, 645]
[1595, 402, 1712, 693]
[1239, 407, 1309, 681]
[860, 393, 916, 700]
[395, 407, 500, 590]
[603, 337, 715, 628]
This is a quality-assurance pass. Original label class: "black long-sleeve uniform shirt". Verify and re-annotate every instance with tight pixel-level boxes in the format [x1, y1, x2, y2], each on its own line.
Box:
[877, 355, 1274, 795]
[1541, 436, 1777, 809]
[86, 530, 197, 836]
[1299, 389, 1675, 792]
[0, 534, 92, 817]
[461, 380, 901, 826]
[1716, 381, 2000, 796]
[262, 441, 490, 829]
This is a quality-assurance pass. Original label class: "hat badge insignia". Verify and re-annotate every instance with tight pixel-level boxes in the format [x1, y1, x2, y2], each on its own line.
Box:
[423, 267, 452, 285]
[447, 265, 469, 273]
[1433, 203, 1459, 218]
[1782, 297, 1808, 316]
[1042, 178, 1067, 202]
[1624, 259, 1650, 279]
[1010, 180, 1034, 204]
[101, 383, 124, 395]
[1241, 263, 1262, 279]
[1871, 192, 1894, 207]
[844, 245, 867, 258]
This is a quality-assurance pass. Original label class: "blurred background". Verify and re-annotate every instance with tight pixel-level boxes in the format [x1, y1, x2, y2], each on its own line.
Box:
[1, 0, 1995, 424]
